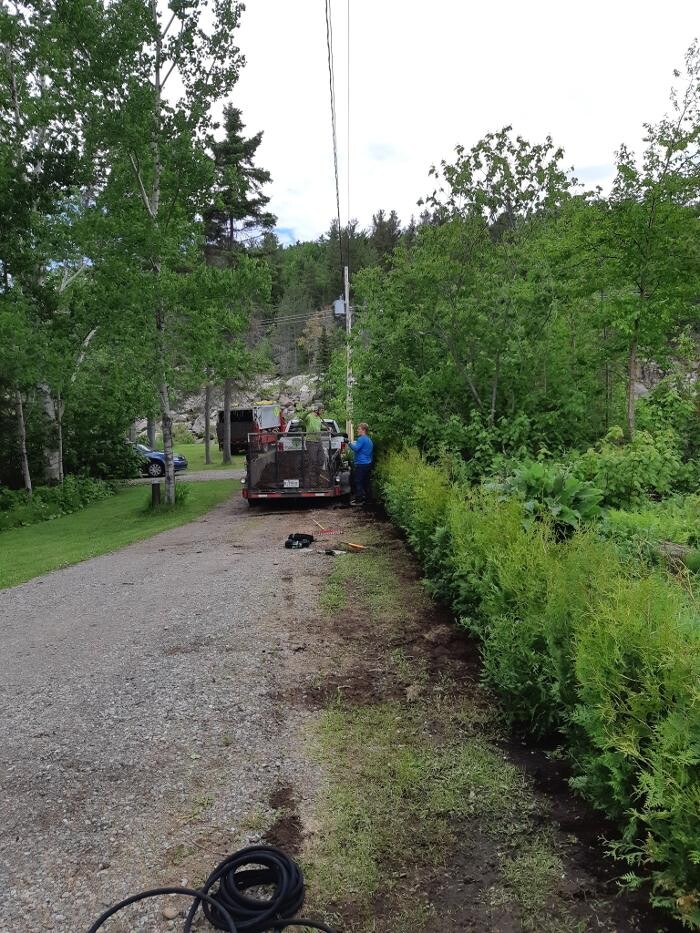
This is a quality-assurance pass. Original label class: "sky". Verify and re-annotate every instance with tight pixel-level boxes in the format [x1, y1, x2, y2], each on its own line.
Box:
[230, 0, 698, 244]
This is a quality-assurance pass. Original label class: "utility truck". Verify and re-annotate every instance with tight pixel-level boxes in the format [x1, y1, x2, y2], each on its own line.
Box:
[241, 418, 351, 504]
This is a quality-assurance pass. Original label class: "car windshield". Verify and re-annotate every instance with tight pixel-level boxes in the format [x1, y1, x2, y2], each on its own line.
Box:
[135, 444, 151, 454]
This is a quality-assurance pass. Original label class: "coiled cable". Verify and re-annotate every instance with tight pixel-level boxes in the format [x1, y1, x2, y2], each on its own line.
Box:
[86, 845, 337, 932]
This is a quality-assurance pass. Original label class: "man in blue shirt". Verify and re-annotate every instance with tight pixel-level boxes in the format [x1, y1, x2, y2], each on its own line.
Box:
[348, 422, 374, 505]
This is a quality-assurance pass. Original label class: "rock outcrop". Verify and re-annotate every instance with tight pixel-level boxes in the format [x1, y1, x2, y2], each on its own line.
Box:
[137, 374, 323, 439]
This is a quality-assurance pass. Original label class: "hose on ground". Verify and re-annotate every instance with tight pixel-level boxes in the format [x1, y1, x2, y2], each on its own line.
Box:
[86, 845, 337, 933]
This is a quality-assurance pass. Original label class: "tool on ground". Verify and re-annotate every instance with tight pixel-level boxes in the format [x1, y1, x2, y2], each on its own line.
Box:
[311, 519, 342, 535]
[285, 532, 315, 549]
[86, 844, 336, 932]
[341, 541, 366, 551]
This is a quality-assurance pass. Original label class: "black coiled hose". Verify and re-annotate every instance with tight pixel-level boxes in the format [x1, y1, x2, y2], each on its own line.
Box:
[86, 845, 337, 932]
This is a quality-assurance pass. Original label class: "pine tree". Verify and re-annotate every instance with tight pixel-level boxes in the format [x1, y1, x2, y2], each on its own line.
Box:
[204, 106, 276, 262]
[370, 209, 402, 267]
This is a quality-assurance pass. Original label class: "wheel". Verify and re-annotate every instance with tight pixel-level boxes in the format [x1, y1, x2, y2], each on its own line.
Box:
[147, 460, 165, 477]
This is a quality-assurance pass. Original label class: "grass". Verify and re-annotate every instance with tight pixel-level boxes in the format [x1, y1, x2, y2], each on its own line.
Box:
[0, 479, 235, 589]
[307, 541, 584, 932]
[175, 442, 245, 472]
[308, 696, 573, 931]
[309, 700, 530, 897]
[318, 548, 401, 618]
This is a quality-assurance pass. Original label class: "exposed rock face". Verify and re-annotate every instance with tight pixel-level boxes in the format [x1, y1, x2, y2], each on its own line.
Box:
[150, 374, 323, 439]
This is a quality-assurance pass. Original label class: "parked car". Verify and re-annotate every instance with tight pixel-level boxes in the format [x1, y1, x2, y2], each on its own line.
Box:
[133, 443, 188, 478]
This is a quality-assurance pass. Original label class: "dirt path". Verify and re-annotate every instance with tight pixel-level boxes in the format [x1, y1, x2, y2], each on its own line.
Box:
[0, 497, 679, 932]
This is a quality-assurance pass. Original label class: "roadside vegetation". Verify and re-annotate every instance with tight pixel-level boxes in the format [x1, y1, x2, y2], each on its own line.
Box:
[0, 480, 234, 590]
[2, 2, 698, 927]
[0, 476, 117, 532]
[376, 451, 699, 928]
[306, 532, 659, 932]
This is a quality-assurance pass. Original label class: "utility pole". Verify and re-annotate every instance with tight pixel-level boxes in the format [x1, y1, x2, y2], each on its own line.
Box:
[344, 264, 353, 441]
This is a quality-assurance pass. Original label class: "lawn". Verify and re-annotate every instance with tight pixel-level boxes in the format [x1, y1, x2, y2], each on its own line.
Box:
[0, 479, 235, 590]
[174, 442, 245, 472]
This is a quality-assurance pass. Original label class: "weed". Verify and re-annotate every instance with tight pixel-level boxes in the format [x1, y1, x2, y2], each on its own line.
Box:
[502, 835, 564, 921]
[240, 805, 272, 834]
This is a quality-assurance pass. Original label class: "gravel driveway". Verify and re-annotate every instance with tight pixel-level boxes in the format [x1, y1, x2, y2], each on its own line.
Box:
[0, 492, 337, 932]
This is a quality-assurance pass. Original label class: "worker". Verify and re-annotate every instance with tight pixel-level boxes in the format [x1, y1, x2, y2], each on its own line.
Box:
[306, 404, 323, 433]
[349, 422, 373, 506]
[305, 404, 328, 479]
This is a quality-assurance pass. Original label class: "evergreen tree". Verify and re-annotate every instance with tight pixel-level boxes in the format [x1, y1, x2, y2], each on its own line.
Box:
[370, 209, 402, 267]
[204, 106, 276, 261]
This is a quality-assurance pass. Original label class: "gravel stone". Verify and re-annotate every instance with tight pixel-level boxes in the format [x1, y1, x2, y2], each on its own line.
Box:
[0, 494, 331, 932]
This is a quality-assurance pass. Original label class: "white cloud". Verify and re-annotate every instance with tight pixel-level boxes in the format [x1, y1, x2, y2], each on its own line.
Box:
[231, 0, 698, 240]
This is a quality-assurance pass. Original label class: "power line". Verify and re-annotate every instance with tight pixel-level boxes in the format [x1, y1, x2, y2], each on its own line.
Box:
[255, 311, 334, 327]
[324, 0, 344, 286]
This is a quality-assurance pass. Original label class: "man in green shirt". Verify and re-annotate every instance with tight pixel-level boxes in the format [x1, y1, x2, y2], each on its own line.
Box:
[306, 405, 323, 433]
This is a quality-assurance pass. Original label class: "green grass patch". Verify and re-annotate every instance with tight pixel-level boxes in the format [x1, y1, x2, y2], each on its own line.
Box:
[308, 697, 574, 931]
[176, 442, 245, 472]
[319, 550, 402, 620]
[0, 479, 235, 589]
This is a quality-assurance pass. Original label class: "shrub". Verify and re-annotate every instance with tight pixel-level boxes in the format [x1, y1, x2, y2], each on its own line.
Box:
[575, 428, 691, 508]
[571, 576, 700, 925]
[491, 459, 603, 534]
[378, 447, 700, 927]
[600, 495, 700, 567]
[0, 475, 116, 531]
[637, 377, 700, 462]
[171, 423, 195, 444]
[376, 449, 450, 560]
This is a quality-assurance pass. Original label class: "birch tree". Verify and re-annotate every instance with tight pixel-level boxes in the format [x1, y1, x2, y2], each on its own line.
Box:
[92, 0, 248, 502]
[0, 0, 130, 483]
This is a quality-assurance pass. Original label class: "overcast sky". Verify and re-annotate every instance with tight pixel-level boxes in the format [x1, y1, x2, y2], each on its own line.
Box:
[230, 1, 698, 244]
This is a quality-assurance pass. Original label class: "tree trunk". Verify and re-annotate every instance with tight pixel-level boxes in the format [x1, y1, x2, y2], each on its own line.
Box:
[626, 318, 639, 440]
[222, 378, 232, 464]
[38, 384, 61, 484]
[56, 392, 64, 483]
[204, 383, 212, 465]
[488, 353, 500, 427]
[128, 421, 137, 442]
[147, 415, 156, 449]
[159, 381, 176, 504]
[15, 389, 32, 497]
[601, 324, 612, 433]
